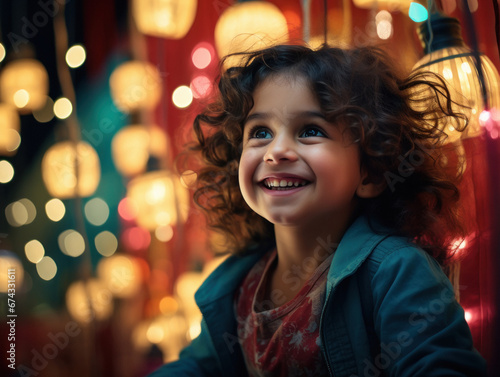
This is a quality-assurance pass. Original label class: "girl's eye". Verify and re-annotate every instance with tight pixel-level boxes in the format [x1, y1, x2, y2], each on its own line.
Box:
[300, 126, 326, 138]
[250, 127, 272, 139]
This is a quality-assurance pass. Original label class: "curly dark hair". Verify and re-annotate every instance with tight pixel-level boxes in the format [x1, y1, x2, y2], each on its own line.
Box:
[188, 44, 467, 265]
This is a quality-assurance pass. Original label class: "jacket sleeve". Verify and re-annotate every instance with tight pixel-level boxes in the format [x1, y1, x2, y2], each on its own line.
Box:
[147, 318, 222, 377]
[370, 242, 487, 377]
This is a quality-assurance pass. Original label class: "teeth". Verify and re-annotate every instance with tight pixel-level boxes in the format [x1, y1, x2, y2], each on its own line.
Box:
[263, 178, 309, 189]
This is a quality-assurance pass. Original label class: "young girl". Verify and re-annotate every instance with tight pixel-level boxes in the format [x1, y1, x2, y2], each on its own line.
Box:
[149, 44, 487, 376]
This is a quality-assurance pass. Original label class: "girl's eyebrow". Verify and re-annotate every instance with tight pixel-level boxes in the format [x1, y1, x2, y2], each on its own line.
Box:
[245, 110, 326, 124]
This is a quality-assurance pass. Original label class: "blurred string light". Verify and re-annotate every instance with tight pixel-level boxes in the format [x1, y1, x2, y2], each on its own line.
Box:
[5, 198, 36, 227]
[190, 75, 212, 99]
[58, 229, 85, 257]
[95, 231, 118, 257]
[45, 198, 66, 222]
[0, 160, 14, 183]
[84, 197, 109, 226]
[96, 254, 142, 298]
[66, 279, 113, 323]
[376, 10, 393, 40]
[409, 2, 428, 22]
[25, 240, 45, 264]
[118, 197, 137, 222]
[0, 103, 21, 156]
[155, 224, 174, 243]
[53, 97, 73, 119]
[0, 43, 5, 62]
[65, 44, 86, 68]
[172, 85, 193, 108]
[36, 256, 57, 281]
[191, 44, 212, 69]
[0, 59, 49, 113]
[121, 226, 151, 251]
[32, 96, 55, 123]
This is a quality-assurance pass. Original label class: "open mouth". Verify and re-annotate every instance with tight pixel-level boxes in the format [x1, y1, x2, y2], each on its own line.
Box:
[260, 178, 311, 191]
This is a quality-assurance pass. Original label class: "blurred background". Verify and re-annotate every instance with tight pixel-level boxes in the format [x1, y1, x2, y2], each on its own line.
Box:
[0, 0, 499, 376]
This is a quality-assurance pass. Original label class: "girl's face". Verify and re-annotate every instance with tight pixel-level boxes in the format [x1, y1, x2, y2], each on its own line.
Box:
[238, 74, 369, 228]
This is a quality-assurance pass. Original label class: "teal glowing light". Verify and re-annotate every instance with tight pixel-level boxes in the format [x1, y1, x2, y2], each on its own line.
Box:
[409, 2, 428, 22]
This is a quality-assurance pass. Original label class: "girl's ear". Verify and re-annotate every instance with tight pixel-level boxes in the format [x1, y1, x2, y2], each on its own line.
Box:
[356, 171, 386, 198]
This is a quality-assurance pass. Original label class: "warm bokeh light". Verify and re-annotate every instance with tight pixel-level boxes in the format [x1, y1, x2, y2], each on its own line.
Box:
[146, 323, 165, 344]
[0, 43, 5, 62]
[0, 103, 21, 156]
[465, 310, 472, 323]
[58, 229, 85, 257]
[172, 85, 193, 108]
[0, 58, 49, 113]
[192, 46, 212, 69]
[13, 89, 30, 108]
[66, 279, 113, 323]
[214, 1, 289, 67]
[122, 226, 151, 251]
[353, 0, 412, 11]
[112, 125, 169, 177]
[5, 199, 36, 227]
[45, 198, 66, 222]
[159, 296, 179, 315]
[127, 170, 190, 230]
[0, 251, 24, 292]
[109, 61, 162, 113]
[36, 256, 57, 281]
[155, 225, 174, 242]
[95, 231, 118, 257]
[66, 44, 86, 68]
[53, 97, 73, 119]
[42, 141, 101, 199]
[118, 197, 137, 222]
[25, 239, 45, 264]
[84, 197, 109, 226]
[190, 75, 212, 99]
[0, 160, 14, 183]
[132, 0, 197, 39]
[33, 96, 55, 123]
[97, 254, 142, 298]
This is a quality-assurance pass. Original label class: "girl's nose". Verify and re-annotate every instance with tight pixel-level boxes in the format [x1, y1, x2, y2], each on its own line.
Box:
[263, 134, 298, 164]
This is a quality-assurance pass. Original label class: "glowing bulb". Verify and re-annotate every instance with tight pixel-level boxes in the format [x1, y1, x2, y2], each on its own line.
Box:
[192, 47, 212, 69]
[66, 45, 86, 68]
[172, 86, 193, 108]
[53, 97, 73, 119]
[13, 89, 30, 108]
[45, 198, 66, 222]
[0, 160, 14, 183]
[25, 240, 45, 263]
[0, 43, 5, 62]
[36, 256, 57, 281]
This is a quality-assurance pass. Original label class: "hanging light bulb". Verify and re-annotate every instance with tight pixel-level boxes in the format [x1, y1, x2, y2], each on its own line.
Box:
[0, 59, 49, 113]
[109, 61, 162, 113]
[41, 141, 101, 199]
[412, 12, 500, 142]
[214, 1, 289, 67]
[132, 0, 197, 39]
[127, 169, 190, 231]
[0, 104, 21, 156]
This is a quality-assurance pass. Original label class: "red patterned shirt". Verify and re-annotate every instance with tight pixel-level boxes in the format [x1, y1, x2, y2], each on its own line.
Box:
[235, 249, 333, 377]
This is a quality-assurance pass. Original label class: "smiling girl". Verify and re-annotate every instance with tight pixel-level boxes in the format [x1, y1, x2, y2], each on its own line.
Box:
[149, 44, 486, 377]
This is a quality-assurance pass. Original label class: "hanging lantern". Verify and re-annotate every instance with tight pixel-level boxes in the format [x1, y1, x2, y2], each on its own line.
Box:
[0, 103, 21, 156]
[214, 1, 289, 67]
[132, 0, 197, 39]
[109, 61, 162, 113]
[127, 170, 190, 231]
[111, 124, 169, 177]
[413, 13, 500, 142]
[97, 254, 142, 298]
[41, 141, 101, 199]
[66, 279, 113, 323]
[0, 59, 49, 113]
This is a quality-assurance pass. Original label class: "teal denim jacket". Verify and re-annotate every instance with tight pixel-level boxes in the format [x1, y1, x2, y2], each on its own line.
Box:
[148, 216, 487, 377]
